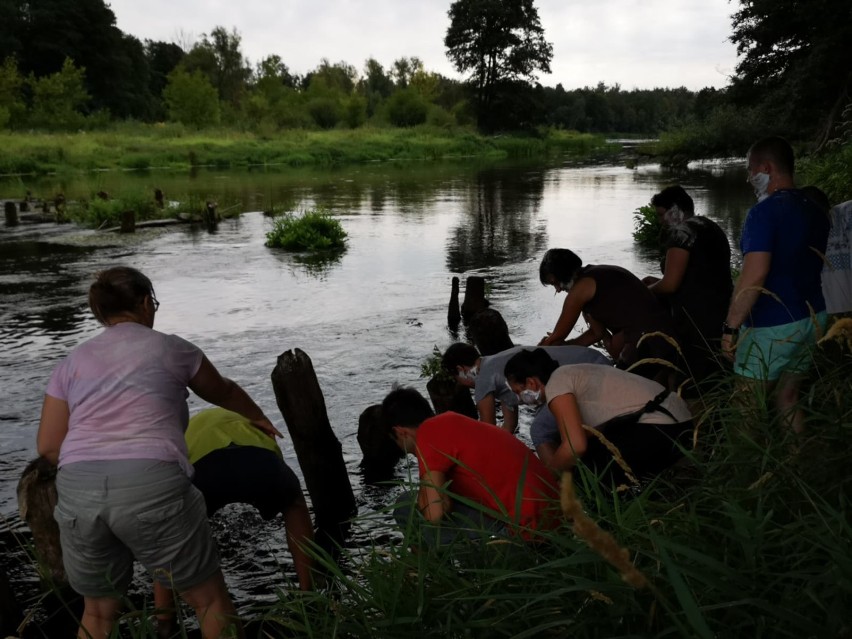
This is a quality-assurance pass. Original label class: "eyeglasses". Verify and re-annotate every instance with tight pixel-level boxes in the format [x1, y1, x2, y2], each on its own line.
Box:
[151, 295, 160, 312]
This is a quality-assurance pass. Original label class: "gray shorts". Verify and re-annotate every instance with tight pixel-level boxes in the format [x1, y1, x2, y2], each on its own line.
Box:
[55, 459, 220, 597]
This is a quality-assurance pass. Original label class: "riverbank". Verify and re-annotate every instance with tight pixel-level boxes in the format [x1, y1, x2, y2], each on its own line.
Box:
[0, 124, 612, 176]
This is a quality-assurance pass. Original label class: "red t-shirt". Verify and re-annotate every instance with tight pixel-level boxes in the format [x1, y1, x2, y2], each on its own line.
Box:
[415, 412, 559, 536]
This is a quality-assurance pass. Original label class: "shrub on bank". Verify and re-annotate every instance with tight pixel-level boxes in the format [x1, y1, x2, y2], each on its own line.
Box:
[265, 208, 347, 251]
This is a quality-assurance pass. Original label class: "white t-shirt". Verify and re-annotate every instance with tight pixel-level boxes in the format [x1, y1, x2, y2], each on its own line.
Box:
[544, 364, 691, 427]
[822, 200, 852, 314]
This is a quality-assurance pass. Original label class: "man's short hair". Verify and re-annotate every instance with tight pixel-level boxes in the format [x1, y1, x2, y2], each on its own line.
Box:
[441, 342, 480, 375]
[381, 387, 435, 433]
[651, 185, 695, 216]
[749, 136, 795, 176]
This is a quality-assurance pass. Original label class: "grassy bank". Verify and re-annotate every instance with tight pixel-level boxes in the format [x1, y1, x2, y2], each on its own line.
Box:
[0, 124, 611, 176]
[16, 329, 851, 638]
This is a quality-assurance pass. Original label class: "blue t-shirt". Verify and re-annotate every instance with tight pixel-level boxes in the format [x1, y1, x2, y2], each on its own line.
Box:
[740, 189, 828, 327]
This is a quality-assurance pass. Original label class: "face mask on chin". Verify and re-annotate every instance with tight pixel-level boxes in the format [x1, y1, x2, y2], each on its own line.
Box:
[458, 366, 478, 382]
[749, 171, 771, 202]
[663, 204, 685, 226]
[519, 388, 543, 406]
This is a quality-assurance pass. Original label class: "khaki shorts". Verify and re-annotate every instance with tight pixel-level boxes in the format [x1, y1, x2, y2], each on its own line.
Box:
[55, 459, 220, 597]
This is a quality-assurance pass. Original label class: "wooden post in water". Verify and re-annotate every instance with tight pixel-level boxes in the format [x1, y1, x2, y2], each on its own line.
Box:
[120, 210, 135, 233]
[17, 457, 67, 586]
[461, 276, 488, 324]
[271, 349, 356, 555]
[448, 276, 461, 329]
[203, 201, 218, 231]
[357, 404, 403, 483]
[468, 308, 514, 356]
[4, 201, 18, 226]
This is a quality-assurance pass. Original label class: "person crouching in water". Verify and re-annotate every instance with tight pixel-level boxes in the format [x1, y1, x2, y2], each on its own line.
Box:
[382, 387, 559, 545]
[504, 348, 693, 485]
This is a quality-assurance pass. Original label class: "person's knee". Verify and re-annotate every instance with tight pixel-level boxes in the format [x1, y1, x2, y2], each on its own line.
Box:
[178, 570, 230, 611]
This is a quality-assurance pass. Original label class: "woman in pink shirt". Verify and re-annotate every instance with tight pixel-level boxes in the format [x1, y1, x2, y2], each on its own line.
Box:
[37, 266, 279, 639]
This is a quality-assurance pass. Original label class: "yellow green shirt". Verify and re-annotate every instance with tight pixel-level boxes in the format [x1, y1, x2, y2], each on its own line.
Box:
[185, 408, 282, 465]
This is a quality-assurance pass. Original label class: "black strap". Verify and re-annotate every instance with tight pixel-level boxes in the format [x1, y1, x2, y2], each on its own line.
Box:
[642, 389, 677, 422]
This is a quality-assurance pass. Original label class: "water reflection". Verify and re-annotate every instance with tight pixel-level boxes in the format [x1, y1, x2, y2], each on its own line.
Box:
[447, 166, 549, 272]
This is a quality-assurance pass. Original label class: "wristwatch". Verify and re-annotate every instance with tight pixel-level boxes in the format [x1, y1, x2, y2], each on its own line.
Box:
[721, 322, 739, 336]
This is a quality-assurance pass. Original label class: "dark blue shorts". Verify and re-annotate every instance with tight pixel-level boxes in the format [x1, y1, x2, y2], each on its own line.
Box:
[192, 446, 304, 520]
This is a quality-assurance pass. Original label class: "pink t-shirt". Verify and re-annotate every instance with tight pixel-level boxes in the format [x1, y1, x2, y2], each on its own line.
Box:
[45, 322, 203, 475]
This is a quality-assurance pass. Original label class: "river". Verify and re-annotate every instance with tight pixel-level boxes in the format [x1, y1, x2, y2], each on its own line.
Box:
[0, 156, 753, 618]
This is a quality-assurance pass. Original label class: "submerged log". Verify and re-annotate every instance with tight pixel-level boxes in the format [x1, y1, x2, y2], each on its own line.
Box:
[17, 457, 66, 586]
[448, 276, 461, 329]
[461, 276, 488, 324]
[357, 404, 404, 483]
[271, 349, 356, 555]
[425, 376, 478, 418]
[468, 308, 514, 356]
[4, 201, 17, 227]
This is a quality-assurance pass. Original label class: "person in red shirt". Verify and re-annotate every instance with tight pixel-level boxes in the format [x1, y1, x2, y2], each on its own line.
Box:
[381, 387, 559, 543]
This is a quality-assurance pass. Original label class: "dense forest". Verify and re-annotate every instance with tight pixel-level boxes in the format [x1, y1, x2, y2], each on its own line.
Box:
[0, 0, 850, 163]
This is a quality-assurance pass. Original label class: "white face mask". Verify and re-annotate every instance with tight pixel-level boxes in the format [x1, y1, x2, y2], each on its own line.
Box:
[749, 171, 771, 202]
[458, 365, 478, 382]
[519, 389, 543, 406]
[663, 204, 685, 226]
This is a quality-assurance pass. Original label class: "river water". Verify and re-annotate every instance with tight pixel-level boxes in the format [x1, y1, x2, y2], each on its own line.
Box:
[0, 157, 753, 615]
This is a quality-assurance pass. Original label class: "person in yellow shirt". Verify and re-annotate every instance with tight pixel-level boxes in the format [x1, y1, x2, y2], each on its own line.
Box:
[185, 407, 314, 591]
[155, 408, 314, 635]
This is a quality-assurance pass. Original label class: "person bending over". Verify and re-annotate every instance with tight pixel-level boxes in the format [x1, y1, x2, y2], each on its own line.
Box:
[537, 248, 679, 385]
[381, 387, 558, 545]
[441, 342, 611, 434]
[504, 348, 693, 485]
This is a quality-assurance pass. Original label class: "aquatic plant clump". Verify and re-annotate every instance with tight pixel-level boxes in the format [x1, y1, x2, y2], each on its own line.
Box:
[265, 208, 347, 251]
[632, 203, 662, 248]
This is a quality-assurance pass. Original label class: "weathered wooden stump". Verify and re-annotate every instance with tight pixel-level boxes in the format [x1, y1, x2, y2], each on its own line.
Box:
[203, 201, 218, 231]
[54, 194, 67, 222]
[448, 276, 461, 329]
[425, 376, 478, 418]
[120, 210, 136, 234]
[17, 457, 67, 586]
[468, 308, 514, 356]
[4, 201, 18, 226]
[271, 349, 356, 555]
[461, 276, 488, 324]
[357, 404, 403, 483]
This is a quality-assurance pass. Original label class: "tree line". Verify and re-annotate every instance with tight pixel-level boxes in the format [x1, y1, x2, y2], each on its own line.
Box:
[0, 0, 848, 150]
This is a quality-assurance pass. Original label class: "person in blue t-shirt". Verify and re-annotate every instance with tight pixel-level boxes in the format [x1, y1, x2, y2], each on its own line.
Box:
[722, 136, 830, 432]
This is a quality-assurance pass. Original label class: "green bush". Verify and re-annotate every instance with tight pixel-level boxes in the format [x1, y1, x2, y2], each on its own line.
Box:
[386, 89, 429, 127]
[632, 203, 662, 248]
[265, 208, 347, 251]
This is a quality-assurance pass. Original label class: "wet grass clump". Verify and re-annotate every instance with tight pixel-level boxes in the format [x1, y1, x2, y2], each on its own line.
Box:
[265, 208, 347, 251]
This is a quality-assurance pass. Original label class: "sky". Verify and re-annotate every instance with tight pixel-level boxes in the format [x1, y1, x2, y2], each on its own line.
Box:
[106, 0, 740, 91]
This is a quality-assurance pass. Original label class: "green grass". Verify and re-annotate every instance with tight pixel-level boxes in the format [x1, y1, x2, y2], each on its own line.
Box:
[0, 124, 613, 176]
